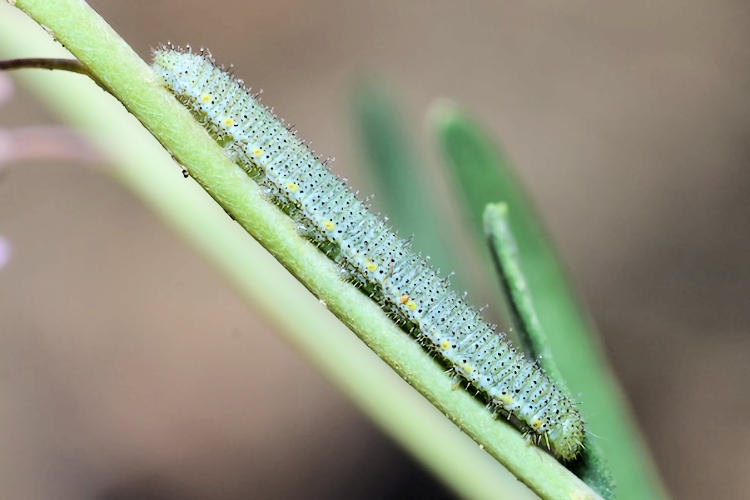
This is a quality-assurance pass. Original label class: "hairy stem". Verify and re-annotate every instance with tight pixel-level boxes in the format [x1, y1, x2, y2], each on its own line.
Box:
[6, 1, 601, 498]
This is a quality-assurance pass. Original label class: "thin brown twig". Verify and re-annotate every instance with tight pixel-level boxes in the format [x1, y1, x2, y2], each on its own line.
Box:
[0, 57, 90, 76]
[0, 57, 106, 93]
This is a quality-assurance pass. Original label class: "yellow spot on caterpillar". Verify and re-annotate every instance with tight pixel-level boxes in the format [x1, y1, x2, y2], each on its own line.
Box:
[286, 182, 298, 192]
[406, 300, 417, 311]
[531, 419, 543, 430]
[365, 261, 378, 272]
[200, 93, 211, 103]
[440, 340, 451, 350]
[223, 117, 235, 127]
[323, 220, 336, 231]
[252, 148, 263, 158]
[399, 294, 409, 304]
[461, 363, 474, 374]
[500, 395, 514, 405]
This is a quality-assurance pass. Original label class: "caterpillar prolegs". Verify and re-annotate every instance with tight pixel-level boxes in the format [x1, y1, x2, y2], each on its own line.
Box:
[152, 47, 585, 461]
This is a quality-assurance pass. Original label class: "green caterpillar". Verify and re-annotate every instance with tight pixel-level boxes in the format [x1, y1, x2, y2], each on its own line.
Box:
[153, 46, 585, 461]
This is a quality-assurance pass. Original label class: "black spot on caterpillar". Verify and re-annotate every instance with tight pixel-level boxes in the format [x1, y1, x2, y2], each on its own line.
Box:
[152, 46, 585, 461]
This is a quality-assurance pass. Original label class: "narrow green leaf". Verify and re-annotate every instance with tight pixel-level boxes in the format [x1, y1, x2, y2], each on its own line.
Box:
[483, 203, 559, 375]
[484, 202, 614, 498]
[352, 82, 459, 283]
[432, 102, 667, 500]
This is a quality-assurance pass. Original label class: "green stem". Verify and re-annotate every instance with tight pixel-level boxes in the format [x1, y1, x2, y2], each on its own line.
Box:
[6, 1, 600, 498]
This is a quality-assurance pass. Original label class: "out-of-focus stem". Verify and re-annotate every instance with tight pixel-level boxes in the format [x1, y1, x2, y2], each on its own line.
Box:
[3, 2, 602, 498]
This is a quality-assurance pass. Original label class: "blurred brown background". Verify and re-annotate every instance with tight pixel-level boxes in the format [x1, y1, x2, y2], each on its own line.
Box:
[1, 1, 749, 498]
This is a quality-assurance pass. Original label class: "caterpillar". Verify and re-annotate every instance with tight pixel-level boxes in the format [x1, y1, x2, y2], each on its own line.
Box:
[152, 46, 585, 461]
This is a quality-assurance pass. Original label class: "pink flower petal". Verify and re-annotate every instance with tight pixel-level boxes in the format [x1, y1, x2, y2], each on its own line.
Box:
[0, 236, 11, 270]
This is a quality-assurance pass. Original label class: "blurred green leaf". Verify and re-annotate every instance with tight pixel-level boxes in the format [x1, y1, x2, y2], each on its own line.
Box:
[432, 102, 667, 500]
[352, 82, 460, 284]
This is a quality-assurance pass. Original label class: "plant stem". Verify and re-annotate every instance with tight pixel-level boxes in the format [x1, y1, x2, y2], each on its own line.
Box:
[0, 57, 88, 75]
[6, 1, 601, 497]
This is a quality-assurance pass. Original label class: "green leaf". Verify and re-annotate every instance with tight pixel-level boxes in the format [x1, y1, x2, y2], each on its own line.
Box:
[484, 202, 614, 498]
[432, 102, 667, 500]
[352, 82, 460, 284]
